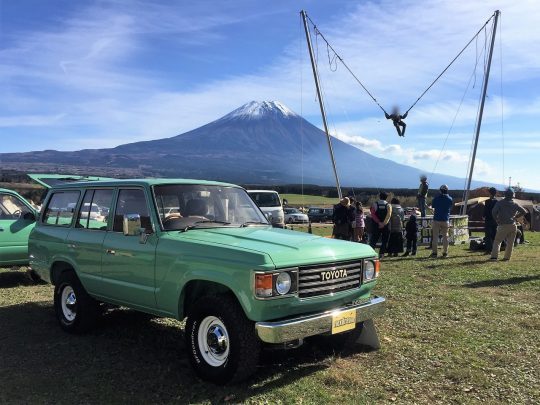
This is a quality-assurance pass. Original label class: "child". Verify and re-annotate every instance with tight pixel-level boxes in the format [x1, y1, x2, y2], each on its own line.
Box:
[403, 214, 418, 256]
[354, 201, 365, 243]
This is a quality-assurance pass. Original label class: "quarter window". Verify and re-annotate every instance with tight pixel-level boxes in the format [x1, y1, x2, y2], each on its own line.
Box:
[113, 189, 152, 233]
[43, 191, 80, 226]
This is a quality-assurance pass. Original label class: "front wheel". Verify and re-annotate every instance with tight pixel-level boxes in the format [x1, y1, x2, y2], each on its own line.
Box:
[185, 294, 260, 384]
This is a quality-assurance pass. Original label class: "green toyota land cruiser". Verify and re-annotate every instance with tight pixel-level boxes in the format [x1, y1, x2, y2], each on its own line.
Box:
[29, 178, 385, 384]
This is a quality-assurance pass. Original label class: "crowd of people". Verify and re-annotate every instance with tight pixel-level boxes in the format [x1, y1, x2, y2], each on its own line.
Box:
[331, 176, 529, 262]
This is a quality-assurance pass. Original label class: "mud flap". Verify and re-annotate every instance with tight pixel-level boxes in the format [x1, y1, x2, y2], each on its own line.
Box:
[356, 319, 381, 349]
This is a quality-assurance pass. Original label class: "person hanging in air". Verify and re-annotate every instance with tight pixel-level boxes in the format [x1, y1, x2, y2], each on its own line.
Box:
[385, 106, 408, 137]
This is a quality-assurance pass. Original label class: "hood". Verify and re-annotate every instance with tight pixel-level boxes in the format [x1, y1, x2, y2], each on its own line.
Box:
[176, 226, 376, 267]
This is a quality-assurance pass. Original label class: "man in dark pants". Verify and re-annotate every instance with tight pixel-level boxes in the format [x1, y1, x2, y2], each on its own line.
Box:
[333, 197, 354, 240]
[417, 175, 429, 218]
[370, 191, 392, 258]
[483, 187, 498, 253]
[385, 107, 408, 137]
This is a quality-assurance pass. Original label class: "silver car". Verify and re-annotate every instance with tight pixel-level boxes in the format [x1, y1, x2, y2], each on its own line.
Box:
[284, 208, 309, 224]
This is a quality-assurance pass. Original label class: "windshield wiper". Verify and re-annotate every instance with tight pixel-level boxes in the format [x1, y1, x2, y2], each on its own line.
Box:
[179, 220, 231, 233]
[240, 221, 269, 227]
[193, 220, 231, 225]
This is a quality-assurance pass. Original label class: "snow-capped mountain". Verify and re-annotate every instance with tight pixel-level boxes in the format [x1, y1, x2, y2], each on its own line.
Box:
[222, 100, 297, 120]
[0, 101, 482, 188]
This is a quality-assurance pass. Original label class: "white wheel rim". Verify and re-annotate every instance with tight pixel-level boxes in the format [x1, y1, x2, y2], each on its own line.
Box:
[197, 316, 230, 367]
[61, 285, 77, 322]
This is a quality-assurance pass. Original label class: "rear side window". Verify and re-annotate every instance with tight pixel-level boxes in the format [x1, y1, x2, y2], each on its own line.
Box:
[113, 189, 153, 233]
[76, 189, 114, 230]
[43, 191, 80, 226]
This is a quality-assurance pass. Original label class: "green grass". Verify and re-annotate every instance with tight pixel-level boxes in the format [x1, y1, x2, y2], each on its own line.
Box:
[1, 234, 539, 404]
[281, 193, 337, 207]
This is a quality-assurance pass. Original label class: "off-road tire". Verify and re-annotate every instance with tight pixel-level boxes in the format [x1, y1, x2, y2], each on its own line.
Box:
[54, 271, 99, 333]
[185, 294, 260, 384]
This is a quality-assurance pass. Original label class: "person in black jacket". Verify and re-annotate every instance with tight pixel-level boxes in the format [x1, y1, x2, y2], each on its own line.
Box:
[483, 187, 498, 253]
[385, 106, 408, 137]
[333, 197, 354, 240]
[402, 214, 418, 256]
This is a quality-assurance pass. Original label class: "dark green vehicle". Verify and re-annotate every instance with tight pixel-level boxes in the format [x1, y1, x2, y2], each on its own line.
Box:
[29, 178, 385, 384]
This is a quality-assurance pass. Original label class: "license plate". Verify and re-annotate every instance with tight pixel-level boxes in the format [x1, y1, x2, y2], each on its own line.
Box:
[331, 309, 356, 334]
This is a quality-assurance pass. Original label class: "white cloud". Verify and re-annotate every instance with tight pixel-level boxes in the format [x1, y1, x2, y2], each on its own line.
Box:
[1, 0, 539, 188]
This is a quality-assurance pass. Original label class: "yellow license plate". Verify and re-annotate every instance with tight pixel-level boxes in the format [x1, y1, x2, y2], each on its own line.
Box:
[331, 309, 356, 334]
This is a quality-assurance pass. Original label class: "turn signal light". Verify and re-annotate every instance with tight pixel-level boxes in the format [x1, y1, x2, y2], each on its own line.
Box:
[375, 259, 380, 278]
[255, 274, 273, 298]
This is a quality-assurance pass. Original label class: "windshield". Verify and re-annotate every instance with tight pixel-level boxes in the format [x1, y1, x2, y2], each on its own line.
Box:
[154, 184, 269, 231]
[286, 208, 300, 214]
[248, 192, 281, 208]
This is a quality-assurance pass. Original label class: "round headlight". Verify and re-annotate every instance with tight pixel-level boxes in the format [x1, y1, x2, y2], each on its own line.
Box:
[275, 272, 292, 295]
[364, 261, 375, 281]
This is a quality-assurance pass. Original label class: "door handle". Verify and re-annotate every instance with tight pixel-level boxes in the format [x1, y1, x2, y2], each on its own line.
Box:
[106, 249, 116, 255]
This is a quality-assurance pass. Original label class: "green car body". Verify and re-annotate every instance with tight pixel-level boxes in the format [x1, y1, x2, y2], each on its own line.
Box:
[0, 188, 39, 266]
[29, 178, 385, 383]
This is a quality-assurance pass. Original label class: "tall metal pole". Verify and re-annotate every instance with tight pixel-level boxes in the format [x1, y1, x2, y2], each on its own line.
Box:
[462, 10, 500, 215]
[301, 10, 342, 199]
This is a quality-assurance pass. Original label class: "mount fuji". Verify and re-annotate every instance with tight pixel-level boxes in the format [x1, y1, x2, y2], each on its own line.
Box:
[1, 101, 477, 188]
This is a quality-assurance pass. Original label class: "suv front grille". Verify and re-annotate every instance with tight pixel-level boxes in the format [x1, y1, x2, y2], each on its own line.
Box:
[298, 260, 362, 298]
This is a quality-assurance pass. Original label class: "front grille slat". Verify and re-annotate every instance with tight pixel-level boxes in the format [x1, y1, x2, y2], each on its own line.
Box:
[299, 279, 360, 295]
[297, 260, 363, 298]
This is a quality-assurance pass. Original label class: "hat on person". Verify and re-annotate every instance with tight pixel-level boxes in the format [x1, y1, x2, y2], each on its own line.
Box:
[420, 175, 427, 182]
[504, 187, 515, 198]
[340, 197, 350, 206]
[439, 184, 449, 193]
[488, 187, 497, 196]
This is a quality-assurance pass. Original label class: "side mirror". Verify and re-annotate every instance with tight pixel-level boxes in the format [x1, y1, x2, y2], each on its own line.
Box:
[123, 214, 148, 244]
[23, 212, 36, 222]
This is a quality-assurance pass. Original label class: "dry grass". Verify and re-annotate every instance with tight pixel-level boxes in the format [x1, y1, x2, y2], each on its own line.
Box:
[0, 233, 539, 404]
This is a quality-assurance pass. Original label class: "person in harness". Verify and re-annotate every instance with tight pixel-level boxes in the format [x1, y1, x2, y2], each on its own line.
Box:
[385, 106, 408, 137]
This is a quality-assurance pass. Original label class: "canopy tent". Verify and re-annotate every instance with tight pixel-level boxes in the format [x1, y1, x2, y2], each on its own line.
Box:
[454, 198, 539, 231]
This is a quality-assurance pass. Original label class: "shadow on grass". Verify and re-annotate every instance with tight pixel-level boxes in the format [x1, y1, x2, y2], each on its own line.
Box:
[0, 301, 346, 403]
[463, 275, 540, 288]
[0, 269, 45, 289]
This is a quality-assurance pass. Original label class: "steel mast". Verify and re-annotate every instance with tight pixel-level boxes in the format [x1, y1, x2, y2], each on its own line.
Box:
[461, 10, 500, 215]
[301, 10, 343, 199]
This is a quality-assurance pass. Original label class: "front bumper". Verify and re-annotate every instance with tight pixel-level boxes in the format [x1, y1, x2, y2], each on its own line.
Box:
[255, 296, 385, 343]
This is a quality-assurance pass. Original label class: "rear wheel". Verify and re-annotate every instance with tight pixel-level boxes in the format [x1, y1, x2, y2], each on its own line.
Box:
[185, 294, 260, 384]
[54, 271, 99, 333]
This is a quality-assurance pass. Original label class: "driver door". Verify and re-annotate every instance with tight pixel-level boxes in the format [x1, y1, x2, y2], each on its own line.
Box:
[0, 191, 36, 266]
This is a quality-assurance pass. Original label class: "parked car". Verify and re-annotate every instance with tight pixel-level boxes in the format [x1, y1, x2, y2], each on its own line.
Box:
[307, 207, 334, 223]
[0, 188, 39, 266]
[29, 178, 385, 384]
[284, 207, 309, 224]
[247, 189, 285, 227]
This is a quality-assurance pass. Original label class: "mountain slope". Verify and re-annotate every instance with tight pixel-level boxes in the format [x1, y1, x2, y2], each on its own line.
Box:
[0, 101, 482, 188]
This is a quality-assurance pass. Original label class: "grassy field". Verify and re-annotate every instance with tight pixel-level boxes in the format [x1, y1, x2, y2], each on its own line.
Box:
[281, 193, 338, 207]
[1, 232, 539, 404]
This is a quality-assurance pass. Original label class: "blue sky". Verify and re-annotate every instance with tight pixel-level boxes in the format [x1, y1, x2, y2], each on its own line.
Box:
[1, 0, 539, 190]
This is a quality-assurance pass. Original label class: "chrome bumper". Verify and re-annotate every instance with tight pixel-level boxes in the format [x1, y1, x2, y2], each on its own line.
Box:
[255, 296, 386, 344]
